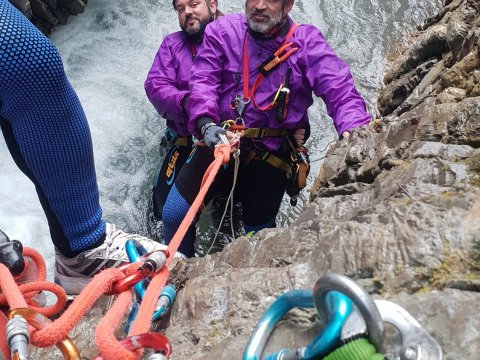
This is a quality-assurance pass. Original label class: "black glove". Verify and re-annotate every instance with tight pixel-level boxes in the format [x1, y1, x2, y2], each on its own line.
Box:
[201, 122, 226, 150]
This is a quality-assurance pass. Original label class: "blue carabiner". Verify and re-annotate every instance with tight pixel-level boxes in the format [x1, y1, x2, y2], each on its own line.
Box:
[243, 289, 353, 360]
[125, 239, 148, 298]
[124, 240, 176, 329]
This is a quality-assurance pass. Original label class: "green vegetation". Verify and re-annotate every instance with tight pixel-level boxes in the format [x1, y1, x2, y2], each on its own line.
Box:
[425, 240, 480, 291]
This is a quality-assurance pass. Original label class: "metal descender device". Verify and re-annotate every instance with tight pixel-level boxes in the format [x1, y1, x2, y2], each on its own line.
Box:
[243, 272, 442, 360]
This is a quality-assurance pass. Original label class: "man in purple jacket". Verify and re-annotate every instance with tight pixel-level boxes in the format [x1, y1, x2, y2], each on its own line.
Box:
[145, 0, 221, 224]
[162, 0, 372, 257]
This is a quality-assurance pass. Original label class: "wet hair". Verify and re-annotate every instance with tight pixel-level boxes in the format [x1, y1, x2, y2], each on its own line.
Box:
[172, 0, 218, 10]
[172, 0, 222, 20]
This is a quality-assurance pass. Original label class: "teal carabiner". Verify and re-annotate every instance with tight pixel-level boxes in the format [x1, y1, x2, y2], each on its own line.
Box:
[243, 289, 353, 360]
[313, 273, 384, 353]
[124, 240, 176, 333]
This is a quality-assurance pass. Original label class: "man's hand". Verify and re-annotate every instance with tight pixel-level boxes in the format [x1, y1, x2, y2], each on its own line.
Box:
[341, 131, 350, 139]
[201, 123, 227, 150]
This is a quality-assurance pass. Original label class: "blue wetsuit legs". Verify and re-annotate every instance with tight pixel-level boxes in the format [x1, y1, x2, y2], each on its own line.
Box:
[0, 0, 105, 257]
[162, 184, 196, 257]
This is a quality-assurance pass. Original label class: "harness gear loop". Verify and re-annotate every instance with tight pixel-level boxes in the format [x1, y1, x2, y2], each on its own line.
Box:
[241, 23, 299, 112]
[258, 41, 298, 76]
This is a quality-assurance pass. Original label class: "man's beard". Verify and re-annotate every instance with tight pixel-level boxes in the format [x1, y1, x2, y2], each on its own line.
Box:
[181, 10, 214, 43]
[246, 8, 284, 34]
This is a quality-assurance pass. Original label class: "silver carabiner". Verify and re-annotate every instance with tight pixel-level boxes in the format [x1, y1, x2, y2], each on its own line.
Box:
[313, 272, 385, 353]
[232, 95, 250, 125]
[375, 300, 442, 360]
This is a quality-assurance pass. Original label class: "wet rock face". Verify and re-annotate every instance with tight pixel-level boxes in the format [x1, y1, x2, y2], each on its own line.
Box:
[8, 0, 87, 34]
[159, 1, 480, 359]
[378, 0, 480, 118]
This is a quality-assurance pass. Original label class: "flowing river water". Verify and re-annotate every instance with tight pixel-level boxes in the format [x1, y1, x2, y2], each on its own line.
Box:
[0, 0, 442, 274]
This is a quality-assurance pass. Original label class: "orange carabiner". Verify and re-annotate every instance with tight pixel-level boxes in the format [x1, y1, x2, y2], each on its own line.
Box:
[8, 308, 80, 360]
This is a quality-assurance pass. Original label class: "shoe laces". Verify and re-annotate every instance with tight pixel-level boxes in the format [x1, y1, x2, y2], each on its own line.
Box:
[92, 223, 157, 261]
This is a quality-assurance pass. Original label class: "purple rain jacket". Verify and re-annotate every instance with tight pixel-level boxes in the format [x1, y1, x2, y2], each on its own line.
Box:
[144, 31, 194, 137]
[187, 14, 371, 152]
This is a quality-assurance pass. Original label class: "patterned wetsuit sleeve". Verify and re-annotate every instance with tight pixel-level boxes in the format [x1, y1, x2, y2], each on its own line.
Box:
[0, 0, 105, 256]
[144, 37, 189, 128]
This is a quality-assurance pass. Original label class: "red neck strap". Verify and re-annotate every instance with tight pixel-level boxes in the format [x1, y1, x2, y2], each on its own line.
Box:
[190, 41, 197, 58]
[242, 24, 298, 111]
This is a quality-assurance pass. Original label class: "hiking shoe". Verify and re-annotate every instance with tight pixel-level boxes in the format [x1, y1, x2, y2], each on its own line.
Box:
[54, 223, 177, 295]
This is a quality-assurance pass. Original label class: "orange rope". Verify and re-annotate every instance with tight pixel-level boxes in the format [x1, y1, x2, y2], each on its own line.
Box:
[0, 246, 66, 317]
[23, 247, 47, 280]
[30, 264, 142, 348]
[95, 144, 231, 359]
[0, 264, 28, 309]
[95, 291, 139, 360]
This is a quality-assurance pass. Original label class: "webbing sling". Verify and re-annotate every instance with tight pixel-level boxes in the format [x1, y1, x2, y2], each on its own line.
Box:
[243, 149, 292, 176]
[243, 128, 288, 139]
[323, 338, 385, 360]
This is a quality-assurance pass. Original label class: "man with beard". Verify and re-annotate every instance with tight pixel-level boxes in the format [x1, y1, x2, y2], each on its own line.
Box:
[145, 0, 222, 236]
[161, 0, 371, 257]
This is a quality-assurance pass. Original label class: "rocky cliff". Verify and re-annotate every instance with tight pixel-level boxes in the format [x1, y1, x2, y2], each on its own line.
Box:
[9, 0, 87, 34]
